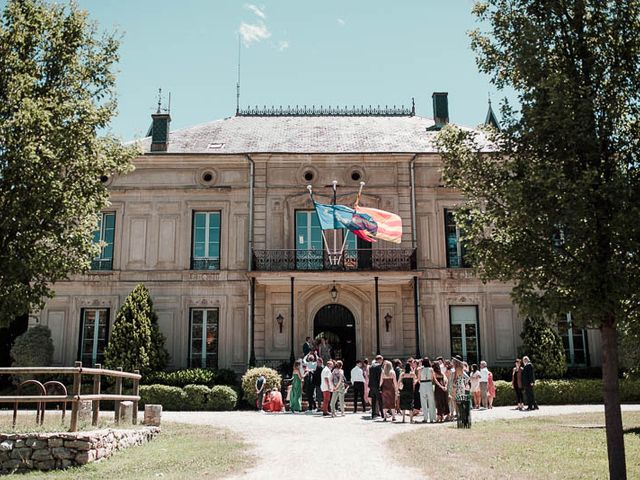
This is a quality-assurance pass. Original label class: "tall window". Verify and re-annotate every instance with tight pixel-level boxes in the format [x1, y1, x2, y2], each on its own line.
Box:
[450, 305, 480, 365]
[295, 210, 323, 269]
[191, 212, 221, 270]
[91, 212, 115, 270]
[558, 313, 587, 366]
[189, 309, 219, 368]
[444, 209, 470, 268]
[78, 308, 109, 366]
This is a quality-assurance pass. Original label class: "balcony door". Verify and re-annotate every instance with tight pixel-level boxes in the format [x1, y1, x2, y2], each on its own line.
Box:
[295, 211, 323, 270]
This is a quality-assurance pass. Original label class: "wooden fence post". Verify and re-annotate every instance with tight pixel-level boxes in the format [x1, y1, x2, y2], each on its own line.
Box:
[69, 361, 82, 432]
[114, 367, 123, 424]
[92, 364, 101, 426]
[132, 369, 140, 425]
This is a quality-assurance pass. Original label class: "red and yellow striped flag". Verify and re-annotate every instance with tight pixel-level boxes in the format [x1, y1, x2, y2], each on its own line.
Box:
[354, 206, 402, 244]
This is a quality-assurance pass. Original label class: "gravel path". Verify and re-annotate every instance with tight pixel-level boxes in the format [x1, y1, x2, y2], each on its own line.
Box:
[163, 404, 640, 480]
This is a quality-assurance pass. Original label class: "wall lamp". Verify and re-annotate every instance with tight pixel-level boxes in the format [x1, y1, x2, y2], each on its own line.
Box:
[384, 313, 392, 332]
[276, 313, 284, 333]
[330, 283, 338, 302]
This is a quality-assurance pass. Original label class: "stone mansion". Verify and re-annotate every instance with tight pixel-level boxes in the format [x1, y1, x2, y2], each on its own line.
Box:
[35, 93, 601, 374]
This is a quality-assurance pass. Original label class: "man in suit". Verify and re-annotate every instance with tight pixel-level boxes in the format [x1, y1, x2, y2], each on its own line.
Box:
[522, 356, 539, 410]
[313, 358, 324, 412]
[368, 355, 384, 419]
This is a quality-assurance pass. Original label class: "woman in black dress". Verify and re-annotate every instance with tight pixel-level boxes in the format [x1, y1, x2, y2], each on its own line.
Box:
[512, 358, 524, 410]
[411, 359, 421, 417]
[398, 362, 416, 423]
[432, 362, 449, 422]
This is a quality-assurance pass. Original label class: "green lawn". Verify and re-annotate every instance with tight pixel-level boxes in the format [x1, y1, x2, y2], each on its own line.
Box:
[391, 412, 640, 480]
[2, 420, 250, 480]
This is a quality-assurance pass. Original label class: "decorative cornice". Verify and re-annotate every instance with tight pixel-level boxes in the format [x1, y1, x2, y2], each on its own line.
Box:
[237, 99, 415, 117]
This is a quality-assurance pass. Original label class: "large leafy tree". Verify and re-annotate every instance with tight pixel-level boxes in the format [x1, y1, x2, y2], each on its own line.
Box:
[0, 0, 135, 327]
[437, 1, 640, 478]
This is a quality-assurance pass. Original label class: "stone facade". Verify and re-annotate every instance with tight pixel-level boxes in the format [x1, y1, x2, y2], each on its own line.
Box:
[0, 427, 160, 473]
[36, 105, 601, 372]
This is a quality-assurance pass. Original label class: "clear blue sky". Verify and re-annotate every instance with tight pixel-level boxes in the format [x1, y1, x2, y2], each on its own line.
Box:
[12, 1, 515, 140]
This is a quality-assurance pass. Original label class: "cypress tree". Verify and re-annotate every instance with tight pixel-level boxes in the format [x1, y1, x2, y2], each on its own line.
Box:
[104, 284, 169, 375]
[519, 317, 567, 379]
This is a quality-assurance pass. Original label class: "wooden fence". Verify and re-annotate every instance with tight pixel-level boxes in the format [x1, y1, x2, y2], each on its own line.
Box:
[0, 361, 141, 432]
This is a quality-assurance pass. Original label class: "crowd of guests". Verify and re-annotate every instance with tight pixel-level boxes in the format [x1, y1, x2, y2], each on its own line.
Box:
[255, 336, 539, 419]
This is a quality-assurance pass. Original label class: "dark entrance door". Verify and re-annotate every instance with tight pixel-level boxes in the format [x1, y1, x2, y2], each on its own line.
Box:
[314, 304, 357, 379]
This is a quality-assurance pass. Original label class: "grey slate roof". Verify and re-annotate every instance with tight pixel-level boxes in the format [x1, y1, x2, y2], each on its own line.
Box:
[134, 115, 492, 154]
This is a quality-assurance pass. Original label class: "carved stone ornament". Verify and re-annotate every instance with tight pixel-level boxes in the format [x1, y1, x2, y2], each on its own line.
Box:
[189, 273, 220, 281]
[78, 298, 112, 308]
[190, 298, 220, 307]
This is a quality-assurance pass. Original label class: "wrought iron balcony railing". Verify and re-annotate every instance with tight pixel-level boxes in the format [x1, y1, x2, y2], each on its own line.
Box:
[252, 249, 416, 272]
[190, 257, 220, 270]
[90, 258, 113, 271]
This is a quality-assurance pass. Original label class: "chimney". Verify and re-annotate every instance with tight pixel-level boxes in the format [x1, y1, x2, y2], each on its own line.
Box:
[432, 92, 449, 128]
[150, 112, 171, 152]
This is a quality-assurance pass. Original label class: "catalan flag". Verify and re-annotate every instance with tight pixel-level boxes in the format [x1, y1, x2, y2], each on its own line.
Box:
[355, 206, 402, 244]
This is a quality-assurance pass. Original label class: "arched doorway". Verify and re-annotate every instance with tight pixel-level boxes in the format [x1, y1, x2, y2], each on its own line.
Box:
[314, 304, 356, 378]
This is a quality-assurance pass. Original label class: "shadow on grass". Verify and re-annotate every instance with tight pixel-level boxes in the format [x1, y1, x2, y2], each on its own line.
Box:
[623, 427, 640, 437]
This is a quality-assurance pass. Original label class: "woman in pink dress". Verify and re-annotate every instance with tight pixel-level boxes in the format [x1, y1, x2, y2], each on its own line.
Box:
[263, 388, 284, 412]
[487, 370, 496, 409]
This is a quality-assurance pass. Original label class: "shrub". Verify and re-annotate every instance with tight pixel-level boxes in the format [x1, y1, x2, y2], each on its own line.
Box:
[241, 367, 282, 406]
[215, 368, 239, 386]
[492, 379, 640, 406]
[184, 384, 211, 410]
[519, 316, 567, 378]
[139, 384, 186, 410]
[208, 385, 238, 411]
[144, 368, 217, 388]
[620, 317, 640, 379]
[489, 366, 513, 382]
[104, 284, 169, 375]
[11, 325, 54, 383]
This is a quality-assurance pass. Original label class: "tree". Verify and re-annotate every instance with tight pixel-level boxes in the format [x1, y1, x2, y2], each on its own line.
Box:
[11, 323, 54, 384]
[519, 317, 567, 378]
[0, 0, 136, 327]
[619, 315, 640, 379]
[10, 324, 54, 368]
[104, 284, 169, 375]
[436, 2, 640, 477]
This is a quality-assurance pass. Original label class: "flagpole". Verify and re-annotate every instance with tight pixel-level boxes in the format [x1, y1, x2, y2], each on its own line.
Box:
[332, 180, 338, 265]
[354, 181, 365, 208]
[308, 185, 332, 264]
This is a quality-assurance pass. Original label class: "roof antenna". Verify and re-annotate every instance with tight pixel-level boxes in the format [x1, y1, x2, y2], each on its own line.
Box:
[488, 91, 492, 106]
[156, 87, 162, 114]
[167, 92, 171, 114]
[236, 34, 241, 115]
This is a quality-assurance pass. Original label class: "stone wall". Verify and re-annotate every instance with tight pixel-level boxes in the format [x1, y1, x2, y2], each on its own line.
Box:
[0, 426, 160, 473]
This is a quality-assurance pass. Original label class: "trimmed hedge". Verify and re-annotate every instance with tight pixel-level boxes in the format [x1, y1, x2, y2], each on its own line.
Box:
[139, 385, 187, 411]
[144, 369, 216, 387]
[184, 384, 211, 410]
[143, 368, 238, 388]
[493, 379, 640, 406]
[208, 385, 238, 411]
[140, 384, 237, 411]
[242, 367, 282, 406]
